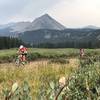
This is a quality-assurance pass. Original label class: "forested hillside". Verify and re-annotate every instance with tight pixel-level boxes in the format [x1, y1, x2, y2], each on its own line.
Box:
[19, 29, 100, 48]
[0, 37, 26, 49]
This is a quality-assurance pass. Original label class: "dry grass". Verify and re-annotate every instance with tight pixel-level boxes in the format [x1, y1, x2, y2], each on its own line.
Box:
[0, 58, 79, 99]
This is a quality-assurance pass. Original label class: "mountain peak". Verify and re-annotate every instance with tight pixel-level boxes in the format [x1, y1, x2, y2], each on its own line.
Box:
[35, 14, 52, 21]
[27, 14, 66, 31]
[41, 14, 50, 17]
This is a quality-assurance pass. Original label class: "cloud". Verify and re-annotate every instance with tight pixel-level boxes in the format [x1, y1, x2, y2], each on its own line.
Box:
[0, 0, 29, 23]
[48, 0, 100, 27]
[0, 0, 100, 27]
[0, 0, 61, 23]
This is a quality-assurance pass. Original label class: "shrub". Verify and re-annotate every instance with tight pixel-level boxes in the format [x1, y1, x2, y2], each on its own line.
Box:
[39, 58, 100, 100]
[64, 62, 100, 100]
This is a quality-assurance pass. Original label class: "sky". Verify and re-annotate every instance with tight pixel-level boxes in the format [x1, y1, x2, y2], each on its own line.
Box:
[0, 0, 100, 28]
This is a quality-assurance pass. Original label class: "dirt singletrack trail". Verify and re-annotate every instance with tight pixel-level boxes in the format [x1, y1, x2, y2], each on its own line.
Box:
[0, 58, 79, 69]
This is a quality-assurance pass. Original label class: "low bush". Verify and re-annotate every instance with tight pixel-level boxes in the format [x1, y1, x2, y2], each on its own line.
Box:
[39, 58, 100, 100]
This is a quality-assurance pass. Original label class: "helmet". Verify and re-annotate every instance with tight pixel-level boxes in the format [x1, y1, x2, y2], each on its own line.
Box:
[19, 45, 24, 49]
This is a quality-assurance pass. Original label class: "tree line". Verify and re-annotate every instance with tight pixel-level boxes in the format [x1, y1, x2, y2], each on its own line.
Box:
[0, 37, 100, 49]
[0, 37, 27, 49]
[32, 40, 100, 49]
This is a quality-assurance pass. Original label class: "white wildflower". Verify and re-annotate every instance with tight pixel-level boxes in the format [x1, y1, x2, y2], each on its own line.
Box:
[11, 82, 18, 93]
[59, 76, 66, 87]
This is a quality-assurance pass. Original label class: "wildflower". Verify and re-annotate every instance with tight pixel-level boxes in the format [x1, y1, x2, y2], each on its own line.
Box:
[11, 82, 18, 93]
[59, 76, 66, 87]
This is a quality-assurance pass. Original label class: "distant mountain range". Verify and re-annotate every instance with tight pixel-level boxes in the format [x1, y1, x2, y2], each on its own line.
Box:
[83, 25, 100, 29]
[0, 22, 31, 37]
[0, 14, 100, 37]
[0, 14, 100, 48]
[0, 14, 66, 37]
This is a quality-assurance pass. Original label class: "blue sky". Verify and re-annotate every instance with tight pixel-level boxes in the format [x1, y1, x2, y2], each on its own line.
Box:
[0, 0, 100, 27]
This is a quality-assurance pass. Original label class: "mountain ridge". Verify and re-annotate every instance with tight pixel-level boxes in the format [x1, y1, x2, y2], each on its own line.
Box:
[0, 14, 100, 36]
[83, 25, 100, 29]
[0, 14, 66, 37]
[26, 14, 66, 31]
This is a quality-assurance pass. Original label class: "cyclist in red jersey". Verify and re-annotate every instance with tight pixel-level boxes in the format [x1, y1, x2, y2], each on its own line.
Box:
[18, 45, 28, 62]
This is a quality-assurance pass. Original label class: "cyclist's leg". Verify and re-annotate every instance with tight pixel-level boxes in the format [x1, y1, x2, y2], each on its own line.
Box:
[23, 55, 26, 61]
[20, 54, 26, 65]
[19, 55, 23, 61]
[24, 53, 27, 61]
[23, 54, 27, 64]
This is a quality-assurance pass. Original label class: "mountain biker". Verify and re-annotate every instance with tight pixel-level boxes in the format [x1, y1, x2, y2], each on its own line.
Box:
[80, 48, 85, 58]
[17, 45, 28, 63]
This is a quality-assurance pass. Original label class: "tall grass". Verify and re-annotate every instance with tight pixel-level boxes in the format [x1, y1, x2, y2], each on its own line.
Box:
[0, 59, 78, 99]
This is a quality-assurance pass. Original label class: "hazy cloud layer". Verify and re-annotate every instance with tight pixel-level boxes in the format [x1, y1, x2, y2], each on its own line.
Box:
[48, 0, 100, 27]
[0, 0, 60, 23]
[0, 0, 100, 27]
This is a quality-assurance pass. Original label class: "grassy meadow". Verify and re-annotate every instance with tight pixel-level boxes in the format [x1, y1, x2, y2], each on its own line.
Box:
[0, 48, 100, 99]
[0, 58, 79, 99]
[0, 48, 100, 63]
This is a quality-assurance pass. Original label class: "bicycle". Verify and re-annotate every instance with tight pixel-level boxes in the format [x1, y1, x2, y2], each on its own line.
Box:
[14, 55, 27, 67]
